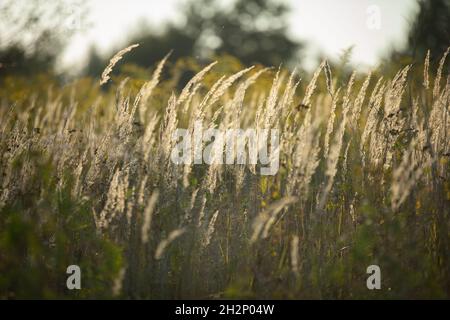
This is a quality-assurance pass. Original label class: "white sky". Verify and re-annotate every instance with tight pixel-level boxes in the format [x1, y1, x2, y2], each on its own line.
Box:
[60, 0, 419, 71]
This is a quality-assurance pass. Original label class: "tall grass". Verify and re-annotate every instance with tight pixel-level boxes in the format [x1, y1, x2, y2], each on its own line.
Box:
[0, 48, 449, 299]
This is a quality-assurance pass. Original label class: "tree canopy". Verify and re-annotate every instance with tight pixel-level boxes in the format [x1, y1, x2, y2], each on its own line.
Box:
[0, 0, 85, 77]
[403, 0, 449, 60]
[86, 0, 302, 76]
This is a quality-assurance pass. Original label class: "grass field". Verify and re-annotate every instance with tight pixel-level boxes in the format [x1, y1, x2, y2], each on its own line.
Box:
[0, 48, 449, 299]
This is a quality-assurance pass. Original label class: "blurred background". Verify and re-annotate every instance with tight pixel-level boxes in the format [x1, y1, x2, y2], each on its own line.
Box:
[0, 0, 448, 79]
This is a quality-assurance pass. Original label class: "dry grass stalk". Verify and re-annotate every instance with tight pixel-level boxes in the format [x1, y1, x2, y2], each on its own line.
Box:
[423, 50, 430, 89]
[155, 228, 186, 260]
[141, 190, 159, 244]
[290, 235, 300, 274]
[100, 44, 140, 85]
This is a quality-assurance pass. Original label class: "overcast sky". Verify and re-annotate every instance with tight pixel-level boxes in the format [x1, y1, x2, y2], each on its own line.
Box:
[60, 0, 419, 71]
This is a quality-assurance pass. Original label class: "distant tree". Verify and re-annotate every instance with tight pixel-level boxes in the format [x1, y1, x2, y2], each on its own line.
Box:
[405, 0, 450, 59]
[184, 0, 302, 66]
[84, 25, 196, 87]
[86, 0, 303, 77]
[0, 0, 85, 76]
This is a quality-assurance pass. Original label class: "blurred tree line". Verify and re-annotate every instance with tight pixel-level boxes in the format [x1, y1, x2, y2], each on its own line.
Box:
[85, 0, 302, 77]
[0, 0, 448, 79]
[390, 0, 450, 64]
[0, 0, 86, 77]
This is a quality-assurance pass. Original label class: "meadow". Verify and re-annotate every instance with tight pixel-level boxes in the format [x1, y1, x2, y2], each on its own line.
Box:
[0, 47, 448, 299]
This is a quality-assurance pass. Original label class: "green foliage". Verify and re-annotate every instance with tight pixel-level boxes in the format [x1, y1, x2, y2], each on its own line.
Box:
[0, 151, 122, 299]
